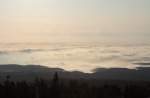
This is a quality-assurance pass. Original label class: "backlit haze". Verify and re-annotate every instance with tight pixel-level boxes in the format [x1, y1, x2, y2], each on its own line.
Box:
[0, 0, 150, 43]
[0, 0, 150, 72]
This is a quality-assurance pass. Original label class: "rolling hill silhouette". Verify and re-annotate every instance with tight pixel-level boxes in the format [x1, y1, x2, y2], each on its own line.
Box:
[0, 64, 150, 81]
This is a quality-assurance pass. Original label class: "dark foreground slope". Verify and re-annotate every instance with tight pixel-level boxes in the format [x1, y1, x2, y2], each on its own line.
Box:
[0, 65, 150, 98]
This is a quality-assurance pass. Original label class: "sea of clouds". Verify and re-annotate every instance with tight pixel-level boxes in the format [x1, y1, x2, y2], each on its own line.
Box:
[0, 43, 150, 73]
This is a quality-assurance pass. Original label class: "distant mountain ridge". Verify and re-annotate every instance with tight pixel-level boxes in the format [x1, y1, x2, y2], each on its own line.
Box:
[0, 64, 150, 81]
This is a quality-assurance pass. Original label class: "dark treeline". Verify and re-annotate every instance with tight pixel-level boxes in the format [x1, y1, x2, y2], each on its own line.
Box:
[0, 73, 150, 98]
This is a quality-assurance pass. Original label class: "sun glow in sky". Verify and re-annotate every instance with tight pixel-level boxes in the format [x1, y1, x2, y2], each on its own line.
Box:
[0, 0, 150, 43]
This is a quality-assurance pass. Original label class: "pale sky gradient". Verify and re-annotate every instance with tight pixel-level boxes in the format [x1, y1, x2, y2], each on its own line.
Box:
[0, 0, 150, 43]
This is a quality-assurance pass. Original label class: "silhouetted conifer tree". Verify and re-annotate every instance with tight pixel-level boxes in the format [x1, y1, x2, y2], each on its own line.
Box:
[51, 72, 60, 98]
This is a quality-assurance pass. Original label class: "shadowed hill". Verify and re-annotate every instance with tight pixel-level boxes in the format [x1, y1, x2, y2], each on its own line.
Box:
[0, 64, 150, 81]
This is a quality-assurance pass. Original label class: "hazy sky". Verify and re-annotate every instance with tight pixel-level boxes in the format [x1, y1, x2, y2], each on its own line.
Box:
[0, 0, 150, 43]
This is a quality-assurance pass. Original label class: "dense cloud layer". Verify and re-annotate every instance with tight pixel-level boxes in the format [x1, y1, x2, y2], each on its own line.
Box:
[0, 43, 150, 72]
